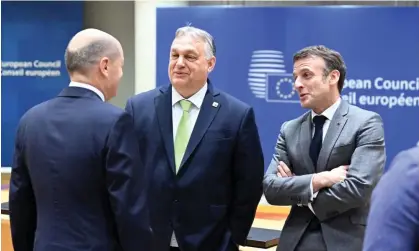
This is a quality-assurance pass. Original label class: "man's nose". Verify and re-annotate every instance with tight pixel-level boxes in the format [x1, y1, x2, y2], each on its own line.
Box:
[294, 79, 303, 89]
[175, 56, 185, 67]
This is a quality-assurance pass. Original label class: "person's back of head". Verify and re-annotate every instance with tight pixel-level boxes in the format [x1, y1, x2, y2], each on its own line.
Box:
[64, 28, 124, 101]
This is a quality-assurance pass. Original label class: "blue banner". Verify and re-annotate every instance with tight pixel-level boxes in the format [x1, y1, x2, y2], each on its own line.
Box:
[157, 6, 419, 171]
[1, 2, 84, 167]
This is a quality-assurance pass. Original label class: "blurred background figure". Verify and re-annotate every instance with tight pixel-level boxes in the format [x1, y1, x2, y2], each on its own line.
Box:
[363, 146, 419, 251]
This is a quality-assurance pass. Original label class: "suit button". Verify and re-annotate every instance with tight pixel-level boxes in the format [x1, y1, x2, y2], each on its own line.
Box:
[174, 199, 179, 203]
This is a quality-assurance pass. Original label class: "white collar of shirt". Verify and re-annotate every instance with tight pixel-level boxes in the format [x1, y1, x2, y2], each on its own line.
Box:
[69, 81, 105, 102]
[171, 83, 207, 109]
[311, 97, 342, 122]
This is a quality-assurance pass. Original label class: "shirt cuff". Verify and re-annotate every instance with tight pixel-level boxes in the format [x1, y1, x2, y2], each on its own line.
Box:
[308, 175, 318, 214]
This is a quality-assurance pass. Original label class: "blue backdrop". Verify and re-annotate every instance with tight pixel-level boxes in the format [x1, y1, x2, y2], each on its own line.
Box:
[1, 2, 84, 167]
[156, 6, 419, 171]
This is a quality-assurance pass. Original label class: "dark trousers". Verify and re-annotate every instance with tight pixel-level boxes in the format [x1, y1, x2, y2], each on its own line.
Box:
[170, 247, 181, 251]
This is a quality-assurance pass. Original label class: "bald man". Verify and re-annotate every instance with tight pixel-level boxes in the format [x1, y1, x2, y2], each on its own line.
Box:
[9, 28, 151, 251]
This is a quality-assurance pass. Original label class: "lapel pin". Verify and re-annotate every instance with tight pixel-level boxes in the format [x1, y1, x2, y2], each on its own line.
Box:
[212, 102, 219, 108]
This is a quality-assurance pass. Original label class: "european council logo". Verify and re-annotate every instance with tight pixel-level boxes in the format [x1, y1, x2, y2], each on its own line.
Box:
[248, 50, 299, 103]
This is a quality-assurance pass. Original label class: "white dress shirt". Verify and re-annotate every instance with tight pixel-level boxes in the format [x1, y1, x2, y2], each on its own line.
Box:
[307, 97, 342, 214]
[69, 81, 105, 102]
[170, 83, 207, 247]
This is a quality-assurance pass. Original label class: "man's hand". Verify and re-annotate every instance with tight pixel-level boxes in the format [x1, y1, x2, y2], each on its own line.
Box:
[312, 165, 349, 192]
[327, 165, 349, 185]
[276, 161, 295, 177]
[330, 165, 349, 176]
[277, 162, 348, 192]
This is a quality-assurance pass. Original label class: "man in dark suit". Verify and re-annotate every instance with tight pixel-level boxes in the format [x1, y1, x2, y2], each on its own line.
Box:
[263, 45, 386, 251]
[363, 146, 419, 251]
[9, 28, 151, 251]
[125, 25, 264, 251]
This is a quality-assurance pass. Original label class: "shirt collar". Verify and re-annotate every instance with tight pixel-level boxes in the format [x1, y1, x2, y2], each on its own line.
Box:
[172, 83, 208, 109]
[69, 81, 105, 102]
[311, 97, 342, 121]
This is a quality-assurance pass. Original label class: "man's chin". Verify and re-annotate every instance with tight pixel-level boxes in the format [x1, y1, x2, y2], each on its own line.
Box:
[171, 76, 186, 82]
[171, 79, 189, 88]
[299, 101, 312, 110]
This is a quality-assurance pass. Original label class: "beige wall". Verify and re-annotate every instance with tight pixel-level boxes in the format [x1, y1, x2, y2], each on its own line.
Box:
[83, 1, 136, 109]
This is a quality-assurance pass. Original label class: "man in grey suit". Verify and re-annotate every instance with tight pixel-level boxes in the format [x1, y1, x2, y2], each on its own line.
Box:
[263, 45, 386, 251]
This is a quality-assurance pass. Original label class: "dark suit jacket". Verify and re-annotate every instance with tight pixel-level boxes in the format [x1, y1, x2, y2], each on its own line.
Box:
[263, 100, 386, 251]
[125, 81, 264, 251]
[9, 87, 151, 251]
[363, 146, 419, 251]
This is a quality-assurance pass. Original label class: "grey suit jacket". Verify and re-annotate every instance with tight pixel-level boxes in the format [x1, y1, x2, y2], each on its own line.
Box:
[263, 100, 386, 251]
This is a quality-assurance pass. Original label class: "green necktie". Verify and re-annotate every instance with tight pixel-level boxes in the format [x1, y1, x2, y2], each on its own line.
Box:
[174, 99, 193, 173]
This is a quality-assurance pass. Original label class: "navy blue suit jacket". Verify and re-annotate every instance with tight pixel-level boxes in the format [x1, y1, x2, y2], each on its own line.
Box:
[9, 87, 151, 251]
[125, 81, 264, 251]
[363, 146, 419, 251]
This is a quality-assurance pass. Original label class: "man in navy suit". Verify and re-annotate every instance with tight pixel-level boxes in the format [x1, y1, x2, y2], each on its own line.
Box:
[363, 146, 419, 251]
[125, 25, 265, 251]
[9, 28, 151, 251]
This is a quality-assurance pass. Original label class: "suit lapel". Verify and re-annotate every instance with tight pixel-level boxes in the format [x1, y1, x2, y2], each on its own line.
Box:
[154, 85, 176, 173]
[299, 113, 316, 173]
[178, 84, 220, 172]
[316, 101, 349, 172]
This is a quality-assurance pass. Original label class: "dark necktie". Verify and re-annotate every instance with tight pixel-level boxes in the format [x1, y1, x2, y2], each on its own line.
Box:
[309, 115, 327, 169]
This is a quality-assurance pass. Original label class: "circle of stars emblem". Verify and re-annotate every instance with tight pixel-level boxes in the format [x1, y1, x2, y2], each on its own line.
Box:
[275, 78, 296, 99]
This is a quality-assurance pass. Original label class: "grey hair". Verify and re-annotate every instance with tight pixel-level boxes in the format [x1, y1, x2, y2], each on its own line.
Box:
[64, 40, 119, 74]
[175, 25, 216, 59]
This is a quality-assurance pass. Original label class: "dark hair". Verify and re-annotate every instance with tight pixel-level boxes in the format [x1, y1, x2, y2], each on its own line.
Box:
[64, 40, 119, 74]
[293, 45, 346, 93]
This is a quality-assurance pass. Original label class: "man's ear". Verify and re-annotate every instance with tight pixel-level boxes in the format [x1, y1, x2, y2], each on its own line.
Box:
[328, 69, 340, 87]
[99, 57, 110, 77]
[207, 56, 216, 73]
